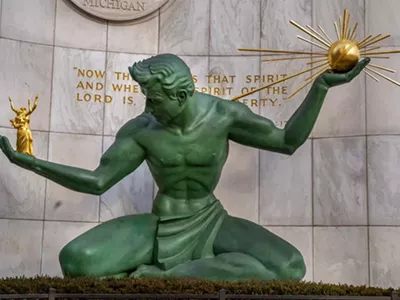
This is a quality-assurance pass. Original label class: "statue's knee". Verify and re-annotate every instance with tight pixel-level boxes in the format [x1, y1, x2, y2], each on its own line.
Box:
[277, 251, 306, 281]
[59, 242, 93, 277]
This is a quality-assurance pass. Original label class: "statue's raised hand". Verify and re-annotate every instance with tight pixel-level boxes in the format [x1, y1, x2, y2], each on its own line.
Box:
[318, 58, 370, 88]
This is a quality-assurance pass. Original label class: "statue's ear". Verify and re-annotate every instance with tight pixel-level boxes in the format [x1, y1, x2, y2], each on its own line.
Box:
[176, 90, 188, 106]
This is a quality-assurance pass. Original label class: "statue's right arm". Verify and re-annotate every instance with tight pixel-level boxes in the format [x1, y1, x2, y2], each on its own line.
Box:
[0, 117, 148, 195]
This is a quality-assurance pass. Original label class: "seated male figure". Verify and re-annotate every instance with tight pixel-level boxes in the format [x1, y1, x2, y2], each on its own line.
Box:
[0, 54, 369, 281]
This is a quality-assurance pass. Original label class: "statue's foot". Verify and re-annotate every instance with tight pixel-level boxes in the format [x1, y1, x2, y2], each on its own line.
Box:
[129, 264, 167, 278]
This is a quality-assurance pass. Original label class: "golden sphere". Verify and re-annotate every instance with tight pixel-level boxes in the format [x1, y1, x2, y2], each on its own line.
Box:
[328, 40, 360, 73]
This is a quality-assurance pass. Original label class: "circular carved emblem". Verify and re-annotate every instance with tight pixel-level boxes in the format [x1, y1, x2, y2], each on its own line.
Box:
[69, 0, 169, 21]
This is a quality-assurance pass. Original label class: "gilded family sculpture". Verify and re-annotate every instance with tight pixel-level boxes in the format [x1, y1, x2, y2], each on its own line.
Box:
[0, 53, 370, 281]
[8, 95, 38, 156]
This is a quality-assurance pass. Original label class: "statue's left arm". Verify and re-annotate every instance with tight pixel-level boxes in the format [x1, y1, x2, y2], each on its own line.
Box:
[228, 58, 370, 155]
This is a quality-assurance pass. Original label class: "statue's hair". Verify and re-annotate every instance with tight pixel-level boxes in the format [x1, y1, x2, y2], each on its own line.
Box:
[128, 54, 195, 100]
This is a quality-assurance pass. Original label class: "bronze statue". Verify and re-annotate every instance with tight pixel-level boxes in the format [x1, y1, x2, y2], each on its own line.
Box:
[0, 54, 370, 281]
[8, 95, 38, 156]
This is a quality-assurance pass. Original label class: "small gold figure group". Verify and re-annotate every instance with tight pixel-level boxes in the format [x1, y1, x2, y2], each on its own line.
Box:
[9, 95, 38, 156]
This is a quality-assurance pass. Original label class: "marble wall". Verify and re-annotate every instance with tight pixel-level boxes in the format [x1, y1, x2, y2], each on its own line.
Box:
[0, 0, 399, 288]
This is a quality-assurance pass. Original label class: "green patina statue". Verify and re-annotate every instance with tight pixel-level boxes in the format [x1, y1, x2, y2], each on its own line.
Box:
[0, 54, 370, 281]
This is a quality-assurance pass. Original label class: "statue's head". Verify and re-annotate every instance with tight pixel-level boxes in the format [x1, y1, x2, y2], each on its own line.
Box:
[20, 107, 26, 112]
[128, 53, 195, 124]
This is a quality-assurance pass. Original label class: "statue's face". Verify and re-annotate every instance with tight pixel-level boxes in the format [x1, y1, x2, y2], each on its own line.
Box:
[142, 83, 185, 125]
[20, 107, 26, 112]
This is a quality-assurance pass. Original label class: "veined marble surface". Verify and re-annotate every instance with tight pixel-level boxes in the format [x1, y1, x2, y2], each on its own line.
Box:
[159, 0, 209, 55]
[314, 226, 368, 285]
[210, 0, 260, 56]
[313, 137, 367, 226]
[0, 38, 53, 131]
[1, 0, 55, 45]
[45, 132, 102, 222]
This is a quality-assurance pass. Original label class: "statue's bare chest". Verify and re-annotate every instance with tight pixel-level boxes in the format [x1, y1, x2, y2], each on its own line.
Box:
[143, 128, 228, 168]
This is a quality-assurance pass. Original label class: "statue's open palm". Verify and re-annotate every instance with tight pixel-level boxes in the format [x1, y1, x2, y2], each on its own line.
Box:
[318, 58, 370, 88]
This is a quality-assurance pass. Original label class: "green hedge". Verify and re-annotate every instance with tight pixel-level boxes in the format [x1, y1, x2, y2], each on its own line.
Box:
[0, 276, 396, 295]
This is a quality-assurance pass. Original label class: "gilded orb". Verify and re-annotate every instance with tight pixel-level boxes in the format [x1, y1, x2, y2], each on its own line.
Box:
[328, 40, 360, 73]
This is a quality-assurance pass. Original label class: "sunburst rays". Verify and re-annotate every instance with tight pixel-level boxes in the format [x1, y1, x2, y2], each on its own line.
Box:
[232, 9, 400, 101]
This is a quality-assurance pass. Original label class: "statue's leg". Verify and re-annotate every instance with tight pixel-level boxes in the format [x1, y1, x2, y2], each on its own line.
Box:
[213, 215, 306, 281]
[131, 215, 305, 281]
[59, 213, 159, 278]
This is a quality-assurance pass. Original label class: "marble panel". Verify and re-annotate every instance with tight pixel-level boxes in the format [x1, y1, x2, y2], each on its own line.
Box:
[0, 38, 53, 131]
[368, 136, 400, 225]
[159, 0, 209, 55]
[103, 52, 150, 136]
[314, 226, 368, 285]
[369, 226, 400, 288]
[41, 221, 96, 277]
[0, 219, 42, 277]
[312, 0, 365, 137]
[210, 0, 260, 55]
[55, 0, 107, 50]
[266, 226, 313, 281]
[313, 137, 367, 226]
[100, 136, 153, 222]
[366, 0, 400, 47]
[366, 48, 400, 135]
[51, 47, 106, 134]
[107, 15, 158, 54]
[0, 0, 2, 34]
[261, 0, 311, 51]
[209, 56, 260, 113]
[214, 141, 259, 223]
[260, 140, 312, 226]
[0, 128, 48, 219]
[45, 133, 102, 222]
[1, 0, 55, 44]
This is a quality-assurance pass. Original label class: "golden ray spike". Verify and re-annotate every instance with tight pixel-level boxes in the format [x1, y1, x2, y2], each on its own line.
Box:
[360, 34, 390, 49]
[363, 70, 380, 82]
[318, 25, 333, 44]
[349, 22, 358, 40]
[262, 56, 313, 62]
[359, 34, 383, 48]
[342, 9, 349, 39]
[357, 35, 373, 47]
[232, 61, 329, 101]
[369, 63, 396, 73]
[237, 48, 327, 56]
[365, 66, 400, 87]
[339, 17, 343, 39]
[306, 25, 331, 46]
[361, 46, 381, 52]
[361, 50, 400, 55]
[297, 35, 329, 50]
[289, 20, 331, 48]
[358, 34, 382, 48]
[334, 22, 340, 40]
[289, 66, 330, 99]
[306, 58, 329, 65]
